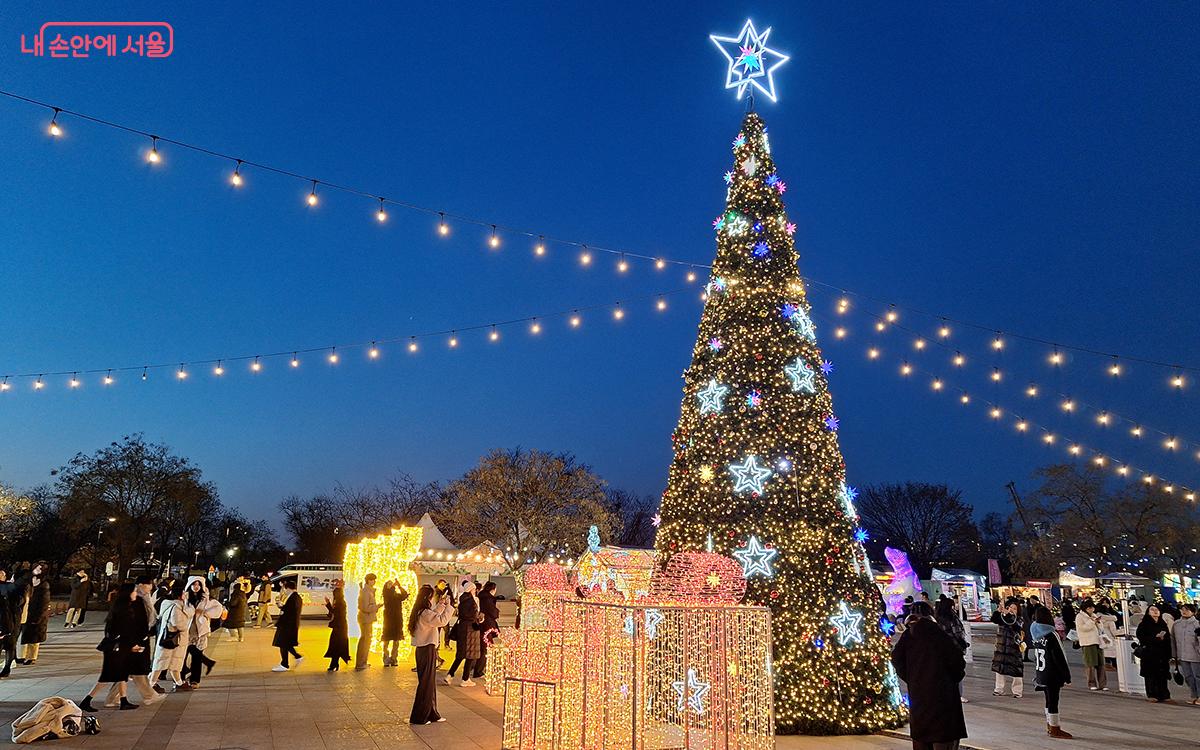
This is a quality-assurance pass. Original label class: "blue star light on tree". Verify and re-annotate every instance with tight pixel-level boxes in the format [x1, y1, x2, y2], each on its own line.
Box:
[672, 668, 711, 715]
[854, 528, 869, 543]
[723, 170, 734, 184]
[697, 379, 730, 414]
[821, 360, 834, 375]
[708, 337, 723, 352]
[710, 20, 790, 103]
[732, 534, 778, 577]
[729, 456, 773, 495]
[879, 616, 896, 637]
[784, 357, 816, 394]
[746, 389, 762, 408]
[752, 221, 764, 233]
[733, 133, 746, 147]
[829, 601, 865, 647]
[790, 309, 817, 342]
[752, 241, 770, 257]
[781, 303, 799, 319]
[824, 415, 840, 432]
[765, 173, 780, 187]
[839, 483, 859, 519]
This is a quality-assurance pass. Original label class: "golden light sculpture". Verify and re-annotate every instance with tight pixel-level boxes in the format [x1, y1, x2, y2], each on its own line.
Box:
[342, 526, 423, 660]
[501, 554, 775, 750]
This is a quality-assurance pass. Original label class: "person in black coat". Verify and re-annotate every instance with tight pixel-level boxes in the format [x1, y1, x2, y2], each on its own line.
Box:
[272, 578, 303, 672]
[0, 573, 25, 678]
[445, 579, 480, 684]
[990, 598, 1025, 697]
[324, 581, 350, 671]
[16, 562, 51, 665]
[1030, 606, 1073, 738]
[1136, 604, 1173, 702]
[472, 582, 501, 679]
[80, 583, 145, 712]
[891, 602, 967, 750]
[224, 586, 248, 642]
[380, 580, 409, 667]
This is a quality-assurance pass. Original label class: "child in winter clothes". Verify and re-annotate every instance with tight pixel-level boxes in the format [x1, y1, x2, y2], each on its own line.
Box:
[1030, 607, 1073, 739]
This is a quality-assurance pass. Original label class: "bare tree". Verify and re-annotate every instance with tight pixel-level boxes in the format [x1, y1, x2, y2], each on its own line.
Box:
[856, 482, 980, 578]
[435, 448, 618, 570]
[605, 488, 657, 548]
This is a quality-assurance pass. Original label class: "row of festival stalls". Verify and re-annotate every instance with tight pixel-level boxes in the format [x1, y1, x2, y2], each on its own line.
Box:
[871, 547, 991, 621]
[490, 527, 775, 750]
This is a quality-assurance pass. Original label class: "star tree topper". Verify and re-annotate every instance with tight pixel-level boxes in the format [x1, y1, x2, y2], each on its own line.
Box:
[710, 20, 790, 103]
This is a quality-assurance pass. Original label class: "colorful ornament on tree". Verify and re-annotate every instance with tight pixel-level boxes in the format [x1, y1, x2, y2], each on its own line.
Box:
[752, 241, 771, 258]
[765, 173, 780, 187]
[741, 154, 759, 177]
[785, 221, 797, 235]
[821, 360, 834, 375]
[824, 415, 840, 432]
[708, 337, 724, 352]
[746, 389, 763, 408]
[723, 170, 734, 184]
[733, 133, 746, 147]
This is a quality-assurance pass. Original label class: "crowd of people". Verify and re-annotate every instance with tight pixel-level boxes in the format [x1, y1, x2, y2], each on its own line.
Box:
[893, 591, 1200, 750]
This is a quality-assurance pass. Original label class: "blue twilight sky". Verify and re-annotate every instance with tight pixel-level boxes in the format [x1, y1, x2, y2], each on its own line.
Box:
[0, 3, 1197, 524]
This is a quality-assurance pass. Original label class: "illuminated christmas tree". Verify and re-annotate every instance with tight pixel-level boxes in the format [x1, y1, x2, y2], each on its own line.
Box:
[654, 110, 906, 734]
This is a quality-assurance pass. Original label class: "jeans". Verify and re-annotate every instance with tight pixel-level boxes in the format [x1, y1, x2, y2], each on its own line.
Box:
[355, 618, 374, 668]
[255, 602, 271, 627]
[1180, 661, 1200, 700]
[382, 639, 399, 665]
[65, 608, 83, 626]
[993, 673, 1022, 696]
[226, 627, 243, 642]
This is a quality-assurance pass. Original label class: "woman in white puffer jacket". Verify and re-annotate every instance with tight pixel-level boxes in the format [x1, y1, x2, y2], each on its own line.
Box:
[151, 581, 194, 692]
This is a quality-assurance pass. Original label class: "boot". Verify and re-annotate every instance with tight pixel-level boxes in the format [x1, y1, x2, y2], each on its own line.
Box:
[79, 696, 96, 713]
[119, 697, 139, 710]
[1048, 725, 1073, 739]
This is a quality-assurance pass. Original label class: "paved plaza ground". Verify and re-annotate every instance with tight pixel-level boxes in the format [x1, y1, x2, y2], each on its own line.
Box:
[0, 619, 1194, 749]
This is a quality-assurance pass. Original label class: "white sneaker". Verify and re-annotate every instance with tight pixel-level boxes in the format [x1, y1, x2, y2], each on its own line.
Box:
[1090, 686, 1099, 691]
[142, 694, 163, 705]
[460, 679, 476, 687]
[272, 665, 290, 672]
[294, 656, 304, 666]
[442, 675, 454, 685]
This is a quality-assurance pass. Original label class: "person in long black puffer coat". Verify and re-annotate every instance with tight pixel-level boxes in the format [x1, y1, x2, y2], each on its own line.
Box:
[380, 581, 408, 667]
[990, 598, 1025, 697]
[324, 582, 350, 672]
[271, 578, 303, 672]
[1136, 604, 1174, 703]
[17, 562, 51, 665]
[891, 602, 967, 750]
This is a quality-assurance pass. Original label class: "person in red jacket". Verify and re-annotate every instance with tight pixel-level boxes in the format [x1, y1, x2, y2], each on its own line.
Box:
[1029, 606, 1073, 739]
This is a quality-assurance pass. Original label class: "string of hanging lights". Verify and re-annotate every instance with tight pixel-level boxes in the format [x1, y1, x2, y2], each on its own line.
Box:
[0, 288, 684, 393]
[5, 87, 1197, 391]
[809, 309, 1196, 500]
[813, 292, 1200, 463]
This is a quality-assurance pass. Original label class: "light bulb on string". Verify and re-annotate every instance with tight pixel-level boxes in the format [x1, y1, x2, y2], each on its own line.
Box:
[488, 225, 500, 249]
[368, 343, 380, 360]
[613, 304, 625, 321]
[991, 368, 1002, 382]
[1172, 373, 1185, 388]
[1016, 420, 1028, 432]
[686, 269, 697, 282]
[103, 371, 114, 386]
[251, 357, 262, 373]
[885, 306, 898, 323]
[953, 352, 965, 367]
[176, 366, 187, 380]
[1069, 444, 1081, 455]
[534, 236, 546, 256]
[990, 407, 1002, 419]
[570, 312, 581, 328]
[938, 321, 951, 338]
[617, 254, 629, 273]
[1165, 437, 1178, 451]
[913, 338, 926, 350]
[530, 320, 541, 335]
[580, 246, 592, 266]
[867, 347, 880, 360]
[291, 353, 300, 368]
[449, 333, 459, 348]
[1109, 359, 1121, 377]
[438, 212, 449, 235]
[214, 361, 225, 376]
[34, 377, 44, 390]
[991, 335, 1004, 350]
[69, 374, 80, 388]
[655, 258, 666, 270]
[656, 297, 667, 311]
[960, 393, 970, 404]
[931, 378, 943, 391]
[1049, 348, 1063, 365]
[1097, 412, 1110, 425]
[408, 338, 418, 353]
[834, 327, 846, 339]
[1093, 455, 1106, 466]
[1061, 398, 1075, 412]
[1131, 425, 1142, 437]
[328, 348, 339, 364]
[141, 368, 148, 381]
[376, 198, 388, 222]
[146, 136, 161, 164]
[1026, 384, 1038, 397]
[900, 362, 912, 376]
[0, 378, 8, 392]
[489, 326, 499, 342]
[48, 108, 62, 137]
[230, 160, 244, 187]
[307, 180, 319, 207]
[1118, 465, 1130, 476]
[875, 321, 886, 332]
[837, 296, 850, 314]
